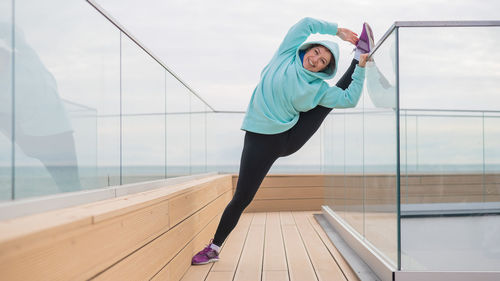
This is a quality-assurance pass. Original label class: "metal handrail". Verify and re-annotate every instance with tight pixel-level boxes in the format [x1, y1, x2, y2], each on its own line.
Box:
[369, 20, 500, 60]
[85, 0, 217, 112]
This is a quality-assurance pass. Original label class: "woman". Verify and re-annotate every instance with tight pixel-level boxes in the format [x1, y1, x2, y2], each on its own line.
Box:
[192, 17, 373, 265]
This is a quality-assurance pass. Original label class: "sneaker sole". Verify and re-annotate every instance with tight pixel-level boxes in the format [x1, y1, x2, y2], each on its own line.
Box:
[364, 23, 375, 51]
[191, 258, 219, 265]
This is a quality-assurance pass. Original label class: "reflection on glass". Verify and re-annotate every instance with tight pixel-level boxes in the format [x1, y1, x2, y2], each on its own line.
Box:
[1, 1, 122, 199]
[323, 30, 399, 267]
[11, 23, 81, 196]
[364, 31, 398, 266]
[365, 39, 396, 109]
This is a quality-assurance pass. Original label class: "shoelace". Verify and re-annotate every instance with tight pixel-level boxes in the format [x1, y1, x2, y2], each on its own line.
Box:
[199, 245, 215, 257]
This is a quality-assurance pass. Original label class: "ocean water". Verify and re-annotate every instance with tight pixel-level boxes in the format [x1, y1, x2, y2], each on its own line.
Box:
[1, 164, 499, 202]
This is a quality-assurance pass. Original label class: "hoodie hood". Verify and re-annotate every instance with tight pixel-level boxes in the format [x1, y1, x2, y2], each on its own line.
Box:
[297, 40, 339, 80]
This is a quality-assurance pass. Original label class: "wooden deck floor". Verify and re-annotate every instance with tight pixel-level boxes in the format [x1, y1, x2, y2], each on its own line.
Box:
[180, 211, 359, 281]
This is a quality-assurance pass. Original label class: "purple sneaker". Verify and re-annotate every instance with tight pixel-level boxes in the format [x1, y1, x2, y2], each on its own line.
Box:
[356, 22, 375, 54]
[191, 239, 220, 265]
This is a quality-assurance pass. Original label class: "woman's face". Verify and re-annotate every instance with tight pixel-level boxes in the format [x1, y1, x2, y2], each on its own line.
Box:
[303, 45, 332, 72]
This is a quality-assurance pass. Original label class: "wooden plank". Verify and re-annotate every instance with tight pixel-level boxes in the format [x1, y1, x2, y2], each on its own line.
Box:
[405, 184, 484, 196]
[211, 213, 254, 273]
[293, 212, 346, 281]
[260, 175, 326, 187]
[89, 175, 230, 223]
[0, 208, 92, 255]
[281, 213, 318, 281]
[0, 199, 171, 281]
[406, 195, 492, 204]
[169, 177, 232, 226]
[0, 175, 231, 252]
[232, 176, 238, 190]
[254, 187, 324, 200]
[245, 199, 323, 212]
[263, 212, 288, 271]
[486, 184, 500, 195]
[93, 191, 231, 281]
[324, 175, 345, 187]
[179, 264, 214, 281]
[486, 195, 500, 202]
[233, 175, 327, 188]
[205, 271, 235, 281]
[280, 211, 295, 225]
[420, 174, 484, 185]
[151, 213, 222, 281]
[485, 174, 500, 184]
[233, 213, 266, 281]
[263, 270, 289, 281]
[306, 212, 360, 281]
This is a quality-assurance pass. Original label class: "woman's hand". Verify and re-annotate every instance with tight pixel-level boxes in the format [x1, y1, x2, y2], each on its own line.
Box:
[337, 28, 359, 45]
[358, 53, 369, 67]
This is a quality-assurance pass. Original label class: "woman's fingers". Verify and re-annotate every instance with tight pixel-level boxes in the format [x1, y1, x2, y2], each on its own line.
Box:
[359, 53, 369, 67]
[339, 28, 359, 45]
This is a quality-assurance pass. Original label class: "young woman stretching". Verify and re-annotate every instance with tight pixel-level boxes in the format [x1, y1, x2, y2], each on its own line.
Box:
[192, 17, 374, 265]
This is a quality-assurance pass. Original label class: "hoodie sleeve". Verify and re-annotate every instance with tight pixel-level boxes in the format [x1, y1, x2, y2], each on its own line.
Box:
[277, 17, 338, 55]
[318, 65, 365, 108]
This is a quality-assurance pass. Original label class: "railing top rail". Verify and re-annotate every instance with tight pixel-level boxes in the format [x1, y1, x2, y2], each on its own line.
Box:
[211, 108, 500, 115]
[394, 20, 500, 27]
[86, 0, 217, 112]
[369, 20, 500, 59]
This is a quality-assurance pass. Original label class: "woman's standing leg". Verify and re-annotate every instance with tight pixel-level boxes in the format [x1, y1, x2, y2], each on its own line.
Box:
[212, 131, 286, 246]
[282, 58, 359, 156]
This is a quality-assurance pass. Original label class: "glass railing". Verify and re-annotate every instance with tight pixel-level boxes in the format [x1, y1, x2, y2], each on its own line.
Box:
[0, 0, 326, 203]
[322, 22, 500, 273]
[0, 0, 216, 201]
[323, 28, 399, 268]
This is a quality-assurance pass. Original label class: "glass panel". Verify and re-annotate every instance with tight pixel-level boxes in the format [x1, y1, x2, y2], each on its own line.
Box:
[330, 112, 346, 216]
[206, 112, 245, 174]
[485, 115, 500, 202]
[343, 109, 364, 235]
[97, 117, 120, 187]
[324, 112, 346, 216]
[0, 1, 12, 201]
[399, 26, 500, 271]
[166, 73, 189, 178]
[13, 0, 118, 198]
[122, 115, 165, 184]
[400, 27, 500, 111]
[190, 94, 207, 174]
[121, 35, 165, 184]
[364, 31, 398, 266]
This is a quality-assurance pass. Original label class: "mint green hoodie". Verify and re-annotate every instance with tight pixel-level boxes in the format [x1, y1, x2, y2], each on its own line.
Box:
[241, 17, 365, 134]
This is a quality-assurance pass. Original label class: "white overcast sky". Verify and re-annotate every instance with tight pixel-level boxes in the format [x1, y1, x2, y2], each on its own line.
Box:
[95, 0, 500, 111]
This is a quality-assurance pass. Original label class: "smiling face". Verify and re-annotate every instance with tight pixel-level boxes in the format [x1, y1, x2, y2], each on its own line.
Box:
[303, 45, 332, 73]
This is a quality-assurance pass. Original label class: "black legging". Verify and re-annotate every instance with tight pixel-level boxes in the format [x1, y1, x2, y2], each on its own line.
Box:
[212, 59, 359, 246]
